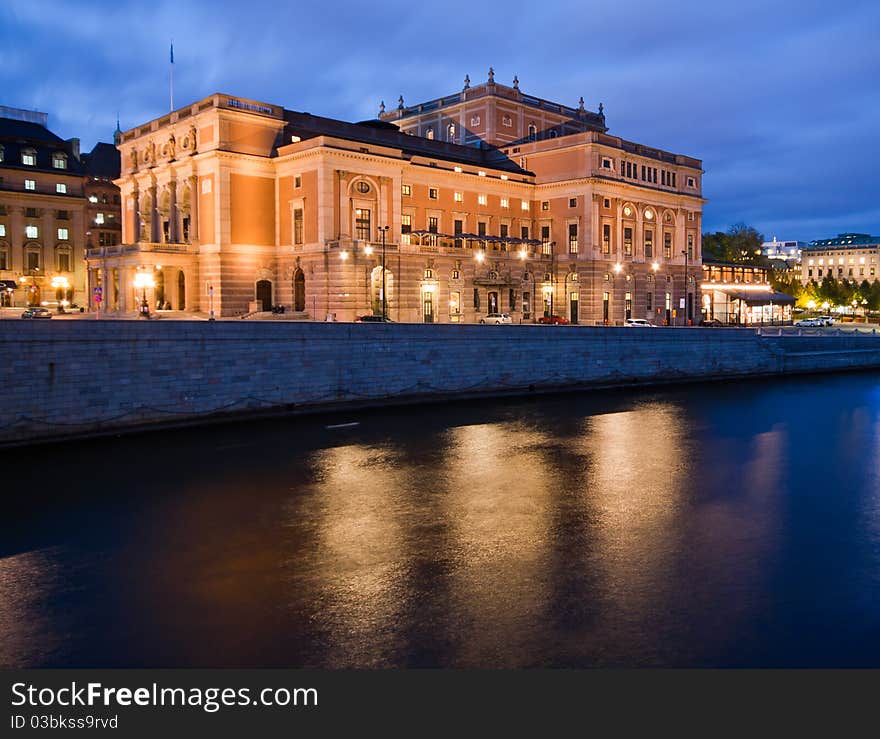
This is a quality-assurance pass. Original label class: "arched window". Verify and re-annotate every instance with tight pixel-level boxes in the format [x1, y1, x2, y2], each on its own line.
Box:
[528, 124, 537, 142]
[426, 128, 434, 140]
[447, 123, 455, 143]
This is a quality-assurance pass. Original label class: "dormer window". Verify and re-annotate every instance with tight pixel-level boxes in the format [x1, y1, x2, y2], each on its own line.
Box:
[21, 148, 36, 166]
[426, 128, 434, 140]
[447, 123, 455, 143]
[52, 152, 67, 169]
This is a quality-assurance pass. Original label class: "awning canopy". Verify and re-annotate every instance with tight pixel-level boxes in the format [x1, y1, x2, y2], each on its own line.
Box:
[0, 280, 17, 290]
[728, 290, 796, 305]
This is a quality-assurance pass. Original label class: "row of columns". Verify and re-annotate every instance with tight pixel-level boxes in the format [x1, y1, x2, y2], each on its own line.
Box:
[129, 175, 200, 245]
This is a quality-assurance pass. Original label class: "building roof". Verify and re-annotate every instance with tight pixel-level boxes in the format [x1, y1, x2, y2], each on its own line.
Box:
[282, 110, 533, 177]
[807, 233, 880, 248]
[0, 116, 84, 174]
[82, 142, 120, 179]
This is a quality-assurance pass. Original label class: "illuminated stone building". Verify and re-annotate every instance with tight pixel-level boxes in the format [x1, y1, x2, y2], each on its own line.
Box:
[801, 233, 880, 285]
[93, 72, 704, 323]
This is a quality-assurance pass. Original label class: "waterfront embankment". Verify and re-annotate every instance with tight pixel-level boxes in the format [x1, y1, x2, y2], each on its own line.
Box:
[2, 321, 880, 445]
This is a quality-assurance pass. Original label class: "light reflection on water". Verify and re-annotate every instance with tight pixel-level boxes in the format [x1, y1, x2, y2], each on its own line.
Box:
[3, 373, 880, 667]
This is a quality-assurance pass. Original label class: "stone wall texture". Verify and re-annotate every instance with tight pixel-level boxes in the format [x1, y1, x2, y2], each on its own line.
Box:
[2, 321, 880, 445]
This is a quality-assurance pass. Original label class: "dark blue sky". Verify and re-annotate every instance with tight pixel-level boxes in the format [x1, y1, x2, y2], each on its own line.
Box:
[3, 0, 877, 241]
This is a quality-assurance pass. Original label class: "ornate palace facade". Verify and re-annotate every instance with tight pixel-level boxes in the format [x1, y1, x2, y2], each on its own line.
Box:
[90, 72, 704, 324]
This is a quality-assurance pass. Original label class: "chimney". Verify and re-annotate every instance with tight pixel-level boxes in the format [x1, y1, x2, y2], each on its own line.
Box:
[67, 137, 80, 160]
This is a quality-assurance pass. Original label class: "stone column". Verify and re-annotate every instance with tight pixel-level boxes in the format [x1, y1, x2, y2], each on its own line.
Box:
[634, 207, 644, 264]
[150, 183, 158, 243]
[41, 209, 54, 273]
[9, 206, 23, 273]
[168, 179, 178, 243]
[615, 201, 623, 263]
[189, 175, 199, 246]
[591, 194, 600, 255]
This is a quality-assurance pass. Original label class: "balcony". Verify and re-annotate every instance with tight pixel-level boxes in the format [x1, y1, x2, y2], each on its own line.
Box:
[86, 241, 197, 259]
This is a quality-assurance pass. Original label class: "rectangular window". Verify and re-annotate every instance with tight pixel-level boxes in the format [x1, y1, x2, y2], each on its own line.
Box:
[402, 184, 411, 196]
[641, 165, 646, 181]
[0, 250, 7, 270]
[429, 187, 438, 200]
[95, 213, 105, 224]
[27, 251, 39, 271]
[453, 218, 463, 248]
[523, 291, 531, 319]
[541, 201, 549, 211]
[22, 152, 36, 166]
[501, 198, 509, 208]
[644, 229, 653, 259]
[57, 210, 69, 220]
[0, 224, 5, 237]
[56, 183, 67, 194]
[569, 198, 577, 208]
[521, 201, 529, 211]
[688, 211, 695, 221]
[429, 217, 439, 245]
[450, 291, 461, 316]
[473, 288, 480, 311]
[401, 214, 412, 244]
[478, 194, 487, 206]
[25, 179, 35, 191]
[500, 224, 509, 239]
[355, 208, 371, 240]
[25, 225, 39, 239]
[58, 251, 70, 272]
[182, 215, 190, 242]
[57, 227, 68, 240]
[509, 289, 516, 312]
[646, 291, 653, 311]
[687, 233, 694, 260]
[568, 223, 578, 254]
[454, 191, 463, 202]
[671, 173, 676, 188]
[541, 225, 551, 254]
[521, 226, 529, 240]
[601, 157, 612, 169]
[294, 175, 302, 188]
[623, 227, 633, 256]
[602, 224, 611, 254]
[664, 232, 672, 259]
[293, 209, 303, 244]
[687, 177, 696, 188]
[477, 221, 486, 237]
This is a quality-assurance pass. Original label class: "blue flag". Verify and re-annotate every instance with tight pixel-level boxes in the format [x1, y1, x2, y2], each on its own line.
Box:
[170, 42, 174, 64]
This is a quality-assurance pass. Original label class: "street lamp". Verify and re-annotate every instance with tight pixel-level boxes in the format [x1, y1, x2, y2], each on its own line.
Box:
[133, 269, 155, 318]
[378, 225, 390, 320]
[50, 276, 70, 313]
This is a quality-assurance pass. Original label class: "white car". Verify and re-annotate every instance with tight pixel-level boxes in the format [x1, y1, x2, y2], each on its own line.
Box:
[817, 315, 835, 326]
[624, 318, 654, 328]
[479, 313, 512, 324]
[795, 318, 822, 327]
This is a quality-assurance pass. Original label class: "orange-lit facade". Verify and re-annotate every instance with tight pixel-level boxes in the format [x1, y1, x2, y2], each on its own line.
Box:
[90, 74, 704, 323]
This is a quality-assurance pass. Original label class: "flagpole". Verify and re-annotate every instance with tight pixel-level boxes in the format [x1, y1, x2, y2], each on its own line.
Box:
[169, 40, 174, 111]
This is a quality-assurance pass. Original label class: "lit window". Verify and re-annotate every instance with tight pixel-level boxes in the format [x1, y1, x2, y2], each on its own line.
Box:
[501, 198, 509, 208]
[95, 213, 105, 224]
[25, 179, 36, 191]
[57, 227, 69, 240]
[478, 170, 486, 177]
[401, 184, 411, 196]
[26, 225, 39, 239]
[429, 188, 438, 200]
[688, 211, 695, 221]
[56, 183, 67, 194]
[52, 153, 67, 169]
[454, 166, 462, 173]
[478, 194, 487, 206]
[21, 149, 36, 166]
[88, 195, 98, 203]
[401, 214, 412, 244]
[541, 201, 549, 211]
[426, 128, 434, 140]
[454, 191, 463, 202]
[0, 224, 5, 237]
[521, 201, 529, 211]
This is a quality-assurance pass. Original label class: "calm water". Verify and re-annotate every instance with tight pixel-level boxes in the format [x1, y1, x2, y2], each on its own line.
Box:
[2, 373, 880, 668]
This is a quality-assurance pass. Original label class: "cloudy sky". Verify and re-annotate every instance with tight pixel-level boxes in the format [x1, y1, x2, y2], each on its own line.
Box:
[3, 0, 877, 241]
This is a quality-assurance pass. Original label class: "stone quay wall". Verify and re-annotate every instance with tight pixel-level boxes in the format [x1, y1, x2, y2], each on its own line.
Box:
[2, 321, 879, 445]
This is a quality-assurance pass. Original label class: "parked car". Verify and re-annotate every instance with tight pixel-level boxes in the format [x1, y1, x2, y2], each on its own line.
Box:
[817, 315, 836, 326]
[699, 318, 724, 327]
[795, 318, 822, 327]
[624, 318, 654, 328]
[354, 315, 394, 322]
[538, 315, 569, 325]
[479, 313, 512, 325]
[21, 307, 52, 319]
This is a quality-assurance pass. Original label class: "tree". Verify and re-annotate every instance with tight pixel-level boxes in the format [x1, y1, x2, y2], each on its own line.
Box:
[702, 223, 766, 265]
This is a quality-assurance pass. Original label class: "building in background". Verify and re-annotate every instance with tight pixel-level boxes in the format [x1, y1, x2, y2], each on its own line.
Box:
[82, 135, 122, 252]
[95, 72, 705, 324]
[801, 233, 880, 285]
[701, 259, 795, 324]
[0, 106, 120, 309]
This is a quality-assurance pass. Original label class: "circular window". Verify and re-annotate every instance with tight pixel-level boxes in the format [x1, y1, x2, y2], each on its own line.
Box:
[356, 181, 370, 194]
[623, 206, 632, 217]
[645, 209, 654, 220]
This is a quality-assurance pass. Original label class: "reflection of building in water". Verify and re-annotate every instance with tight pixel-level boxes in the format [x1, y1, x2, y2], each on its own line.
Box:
[701, 260, 794, 325]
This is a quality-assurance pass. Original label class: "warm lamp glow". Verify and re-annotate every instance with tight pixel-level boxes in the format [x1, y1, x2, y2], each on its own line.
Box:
[133, 272, 155, 290]
[651, 261, 660, 271]
[339, 250, 349, 261]
[364, 245, 373, 255]
[519, 249, 527, 260]
[614, 263, 622, 274]
[475, 251, 485, 263]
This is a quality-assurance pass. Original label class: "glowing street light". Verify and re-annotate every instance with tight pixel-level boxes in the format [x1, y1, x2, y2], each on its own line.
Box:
[475, 251, 485, 263]
[614, 262, 623, 274]
[50, 276, 70, 313]
[133, 270, 155, 318]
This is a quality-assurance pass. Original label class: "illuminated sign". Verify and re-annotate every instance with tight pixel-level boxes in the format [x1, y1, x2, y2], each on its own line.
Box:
[226, 98, 274, 115]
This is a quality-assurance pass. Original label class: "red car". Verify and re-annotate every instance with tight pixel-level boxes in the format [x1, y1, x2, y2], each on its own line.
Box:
[538, 315, 569, 325]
